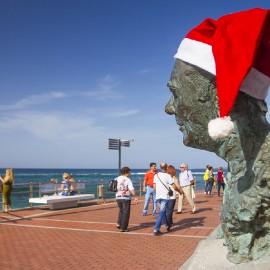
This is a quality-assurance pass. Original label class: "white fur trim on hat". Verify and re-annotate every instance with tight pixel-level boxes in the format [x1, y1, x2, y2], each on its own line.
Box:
[240, 67, 270, 99]
[174, 38, 216, 75]
[208, 116, 234, 139]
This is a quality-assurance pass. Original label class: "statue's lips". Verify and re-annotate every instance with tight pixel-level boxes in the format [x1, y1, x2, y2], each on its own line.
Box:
[179, 126, 184, 132]
[176, 118, 184, 131]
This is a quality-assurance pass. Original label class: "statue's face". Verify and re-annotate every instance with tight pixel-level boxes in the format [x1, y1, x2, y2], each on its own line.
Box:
[165, 60, 217, 149]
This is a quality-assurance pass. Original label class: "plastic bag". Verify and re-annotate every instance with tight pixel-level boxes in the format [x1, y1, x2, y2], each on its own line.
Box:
[191, 186, 196, 199]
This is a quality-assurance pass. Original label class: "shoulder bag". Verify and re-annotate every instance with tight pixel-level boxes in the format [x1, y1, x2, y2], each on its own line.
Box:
[186, 170, 195, 185]
[108, 178, 118, 192]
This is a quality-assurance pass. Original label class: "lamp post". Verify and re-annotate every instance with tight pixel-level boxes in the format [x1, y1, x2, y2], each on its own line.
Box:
[108, 138, 135, 174]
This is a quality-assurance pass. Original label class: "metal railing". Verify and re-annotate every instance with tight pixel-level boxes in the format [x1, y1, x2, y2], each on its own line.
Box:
[1, 178, 199, 211]
[1, 179, 144, 211]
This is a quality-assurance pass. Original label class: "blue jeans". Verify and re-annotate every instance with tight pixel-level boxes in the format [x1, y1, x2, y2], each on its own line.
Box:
[154, 199, 169, 232]
[206, 178, 214, 194]
[143, 186, 157, 214]
[166, 199, 176, 227]
[204, 180, 208, 192]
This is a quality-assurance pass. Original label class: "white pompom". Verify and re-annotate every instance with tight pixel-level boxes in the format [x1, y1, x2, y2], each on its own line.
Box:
[208, 116, 234, 139]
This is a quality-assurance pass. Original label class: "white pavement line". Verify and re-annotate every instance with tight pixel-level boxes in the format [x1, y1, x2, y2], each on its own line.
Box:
[0, 202, 118, 222]
[0, 223, 207, 239]
[190, 226, 216, 229]
[34, 218, 141, 227]
[180, 206, 220, 210]
[0, 211, 53, 223]
[173, 225, 216, 230]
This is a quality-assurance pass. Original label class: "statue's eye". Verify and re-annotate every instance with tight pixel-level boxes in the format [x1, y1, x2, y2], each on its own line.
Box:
[167, 81, 180, 99]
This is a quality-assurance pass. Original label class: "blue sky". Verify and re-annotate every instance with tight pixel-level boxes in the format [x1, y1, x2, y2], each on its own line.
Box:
[0, 0, 269, 169]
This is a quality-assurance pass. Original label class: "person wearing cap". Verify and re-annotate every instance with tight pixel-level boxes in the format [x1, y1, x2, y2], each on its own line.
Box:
[165, 8, 270, 263]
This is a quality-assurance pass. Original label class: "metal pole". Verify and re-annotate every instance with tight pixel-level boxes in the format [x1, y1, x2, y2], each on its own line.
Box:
[29, 182, 33, 208]
[118, 139, 121, 175]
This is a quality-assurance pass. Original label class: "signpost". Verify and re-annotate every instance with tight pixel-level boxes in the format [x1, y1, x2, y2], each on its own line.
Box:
[108, 138, 134, 174]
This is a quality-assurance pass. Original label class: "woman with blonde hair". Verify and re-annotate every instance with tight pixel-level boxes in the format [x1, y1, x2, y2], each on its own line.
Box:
[0, 168, 14, 213]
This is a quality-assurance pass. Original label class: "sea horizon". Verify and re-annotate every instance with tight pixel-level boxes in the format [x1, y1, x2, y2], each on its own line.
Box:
[0, 167, 227, 210]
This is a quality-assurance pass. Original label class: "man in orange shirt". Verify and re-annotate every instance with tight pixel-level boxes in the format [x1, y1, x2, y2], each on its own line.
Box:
[142, 162, 157, 216]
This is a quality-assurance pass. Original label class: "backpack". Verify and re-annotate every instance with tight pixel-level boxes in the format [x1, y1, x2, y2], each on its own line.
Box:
[108, 179, 118, 192]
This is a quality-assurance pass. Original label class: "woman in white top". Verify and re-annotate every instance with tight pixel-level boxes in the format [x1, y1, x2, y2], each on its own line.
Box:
[167, 165, 183, 227]
[115, 167, 138, 232]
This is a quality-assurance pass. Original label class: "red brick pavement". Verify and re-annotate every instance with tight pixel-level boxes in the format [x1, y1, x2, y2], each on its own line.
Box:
[0, 190, 222, 270]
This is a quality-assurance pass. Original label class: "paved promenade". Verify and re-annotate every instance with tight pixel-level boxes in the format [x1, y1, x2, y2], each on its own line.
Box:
[0, 190, 222, 270]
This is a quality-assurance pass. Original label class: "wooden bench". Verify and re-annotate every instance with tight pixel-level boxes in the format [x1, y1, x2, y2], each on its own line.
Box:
[29, 181, 95, 210]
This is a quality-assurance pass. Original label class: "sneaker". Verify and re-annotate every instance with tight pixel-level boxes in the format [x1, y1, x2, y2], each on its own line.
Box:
[142, 211, 147, 216]
[166, 226, 171, 232]
[153, 230, 161, 236]
[175, 211, 182, 214]
[120, 229, 129, 232]
[152, 211, 156, 215]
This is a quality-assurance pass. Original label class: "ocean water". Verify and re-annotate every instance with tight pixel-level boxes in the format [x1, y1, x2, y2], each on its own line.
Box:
[0, 168, 223, 210]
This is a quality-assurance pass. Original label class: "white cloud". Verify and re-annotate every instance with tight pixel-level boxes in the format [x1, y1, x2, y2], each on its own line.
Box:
[75, 74, 125, 101]
[77, 89, 124, 101]
[0, 92, 67, 111]
[98, 74, 121, 90]
[138, 68, 153, 74]
[0, 74, 125, 112]
[103, 109, 140, 118]
[0, 110, 107, 143]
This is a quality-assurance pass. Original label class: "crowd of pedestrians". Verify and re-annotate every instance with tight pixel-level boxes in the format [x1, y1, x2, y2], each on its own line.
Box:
[204, 165, 226, 196]
[114, 162, 226, 235]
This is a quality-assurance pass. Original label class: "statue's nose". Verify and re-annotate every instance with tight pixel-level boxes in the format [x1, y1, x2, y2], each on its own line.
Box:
[165, 96, 175, 115]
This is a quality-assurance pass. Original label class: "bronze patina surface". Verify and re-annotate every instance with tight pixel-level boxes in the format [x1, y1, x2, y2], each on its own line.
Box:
[166, 59, 270, 264]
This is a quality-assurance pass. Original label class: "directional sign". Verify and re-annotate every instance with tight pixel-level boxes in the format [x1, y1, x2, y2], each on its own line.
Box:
[109, 139, 131, 149]
[120, 140, 130, 147]
[108, 138, 134, 174]
[109, 139, 120, 150]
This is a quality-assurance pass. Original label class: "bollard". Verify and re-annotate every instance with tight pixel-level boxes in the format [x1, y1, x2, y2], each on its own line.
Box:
[139, 179, 142, 196]
[29, 182, 33, 208]
[98, 185, 105, 197]
[97, 179, 105, 204]
[1, 184, 3, 212]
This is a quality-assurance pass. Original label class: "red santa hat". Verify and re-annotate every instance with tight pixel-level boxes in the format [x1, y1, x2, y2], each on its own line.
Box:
[174, 8, 270, 139]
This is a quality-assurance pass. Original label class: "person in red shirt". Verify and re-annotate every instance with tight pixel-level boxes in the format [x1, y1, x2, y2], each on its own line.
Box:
[142, 162, 157, 216]
[217, 167, 225, 196]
